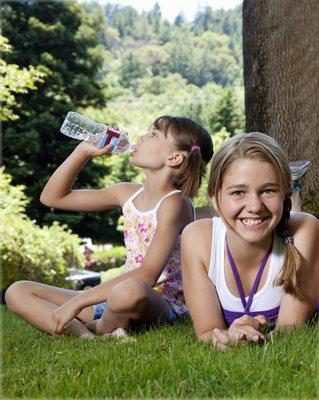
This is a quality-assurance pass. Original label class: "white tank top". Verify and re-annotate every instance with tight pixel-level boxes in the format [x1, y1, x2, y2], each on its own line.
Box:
[208, 217, 285, 321]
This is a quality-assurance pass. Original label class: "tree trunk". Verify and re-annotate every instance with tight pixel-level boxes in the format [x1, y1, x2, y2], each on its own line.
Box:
[243, 0, 319, 216]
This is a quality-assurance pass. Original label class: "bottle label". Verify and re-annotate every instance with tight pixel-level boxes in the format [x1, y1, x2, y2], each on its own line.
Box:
[98, 127, 120, 149]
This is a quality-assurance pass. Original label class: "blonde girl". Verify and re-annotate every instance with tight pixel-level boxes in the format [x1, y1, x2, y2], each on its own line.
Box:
[6, 116, 213, 338]
[182, 132, 318, 350]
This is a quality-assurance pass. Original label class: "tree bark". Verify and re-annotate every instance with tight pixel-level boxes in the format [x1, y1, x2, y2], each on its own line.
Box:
[243, 0, 319, 216]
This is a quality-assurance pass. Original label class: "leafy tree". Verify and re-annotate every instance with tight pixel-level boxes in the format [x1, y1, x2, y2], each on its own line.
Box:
[119, 52, 148, 88]
[108, 5, 138, 38]
[174, 13, 186, 27]
[1, 1, 245, 243]
[1, 1, 122, 243]
[147, 3, 162, 33]
[209, 87, 244, 136]
[0, 35, 46, 123]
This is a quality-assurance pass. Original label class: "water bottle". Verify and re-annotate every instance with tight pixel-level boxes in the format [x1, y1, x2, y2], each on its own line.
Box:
[60, 112, 133, 154]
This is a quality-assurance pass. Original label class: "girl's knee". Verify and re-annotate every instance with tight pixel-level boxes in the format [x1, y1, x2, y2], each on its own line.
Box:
[5, 280, 31, 309]
[108, 279, 149, 314]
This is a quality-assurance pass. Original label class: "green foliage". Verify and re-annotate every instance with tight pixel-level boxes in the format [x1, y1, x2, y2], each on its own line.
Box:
[87, 246, 126, 272]
[209, 87, 244, 135]
[1, 1, 124, 243]
[2, 1, 245, 243]
[0, 166, 28, 215]
[0, 168, 84, 289]
[101, 265, 125, 282]
[0, 35, 46, 121]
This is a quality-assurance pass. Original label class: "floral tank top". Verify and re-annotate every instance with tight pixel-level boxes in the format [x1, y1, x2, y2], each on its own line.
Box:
[122, 186, 189, 315]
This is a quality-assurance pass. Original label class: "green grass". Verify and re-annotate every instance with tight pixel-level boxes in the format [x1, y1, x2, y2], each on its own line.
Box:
[2, 305, 318, 399]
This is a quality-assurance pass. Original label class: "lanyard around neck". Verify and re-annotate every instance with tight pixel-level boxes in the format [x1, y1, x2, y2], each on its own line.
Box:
[225, 238, 272, 313]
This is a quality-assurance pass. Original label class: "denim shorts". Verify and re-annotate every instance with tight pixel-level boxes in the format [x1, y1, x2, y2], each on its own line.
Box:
[92, 300, 181, 324]
[93, 301, 107, 320]
[166, 302, 180, 325]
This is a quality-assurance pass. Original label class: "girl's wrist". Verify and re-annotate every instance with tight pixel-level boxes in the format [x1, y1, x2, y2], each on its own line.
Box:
[73, 142, 93, 159]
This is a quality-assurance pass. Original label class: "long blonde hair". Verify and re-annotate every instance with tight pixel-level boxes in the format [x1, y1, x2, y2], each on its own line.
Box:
[208, 132, 304, 299]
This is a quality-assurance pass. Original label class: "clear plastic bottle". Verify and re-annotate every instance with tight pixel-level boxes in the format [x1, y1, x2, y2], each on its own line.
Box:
[60, 111, 133, 154]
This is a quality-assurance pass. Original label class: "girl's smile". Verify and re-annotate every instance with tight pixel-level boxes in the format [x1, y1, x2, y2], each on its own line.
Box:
[240, 217, 270, 228]
[216, 158, 285, 245]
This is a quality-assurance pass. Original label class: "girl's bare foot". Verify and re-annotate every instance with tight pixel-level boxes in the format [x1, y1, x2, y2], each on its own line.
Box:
[101, 327, 133, 341]
[63, 319, 95, 339]
[85, 319, 98, 333]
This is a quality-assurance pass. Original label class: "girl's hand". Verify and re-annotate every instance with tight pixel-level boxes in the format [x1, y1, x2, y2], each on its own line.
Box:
[75, 140, 113, 158]
[50, 300, 80, 335]
[228, 314, 266, 343]
[212, 328, 246, 350]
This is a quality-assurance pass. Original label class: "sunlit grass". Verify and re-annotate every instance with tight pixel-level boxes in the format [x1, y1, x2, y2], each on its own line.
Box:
[2, 305, 318, 399]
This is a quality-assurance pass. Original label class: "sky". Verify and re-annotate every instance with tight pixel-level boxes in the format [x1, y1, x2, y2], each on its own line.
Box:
[96, 0, 243, 22]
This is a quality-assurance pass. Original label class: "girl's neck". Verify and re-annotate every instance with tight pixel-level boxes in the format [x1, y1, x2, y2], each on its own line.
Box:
[143, 170, 177, 197]
[135, 172, 177, 210]
[226, 230, 273, 269]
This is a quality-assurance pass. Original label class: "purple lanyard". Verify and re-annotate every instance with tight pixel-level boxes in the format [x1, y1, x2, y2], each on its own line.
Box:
[225, 238, 272, 313]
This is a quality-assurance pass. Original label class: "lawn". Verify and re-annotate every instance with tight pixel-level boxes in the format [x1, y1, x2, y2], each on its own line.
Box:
[2, 305, 318, 399]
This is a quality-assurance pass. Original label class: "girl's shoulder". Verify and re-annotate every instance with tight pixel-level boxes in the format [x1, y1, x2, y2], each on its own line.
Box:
[182, 218, 213, 267]
[156, 192, 194, 225]
[183, 217, 213, 236]
[290, 211, 319, 234]
[289, 211, 319, 249]
[115, 183, 143, 206]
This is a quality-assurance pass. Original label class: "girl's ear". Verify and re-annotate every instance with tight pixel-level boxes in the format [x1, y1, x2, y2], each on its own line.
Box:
[166, 151, 186, 167]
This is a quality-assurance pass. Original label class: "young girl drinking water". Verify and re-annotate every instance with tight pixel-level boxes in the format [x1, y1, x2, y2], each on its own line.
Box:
[182, 132, 319, 350]
[5, 116, 213, 338]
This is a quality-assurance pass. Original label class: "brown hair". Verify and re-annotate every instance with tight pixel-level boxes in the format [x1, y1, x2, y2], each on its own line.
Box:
[153, 116, 214, 198]
[208, 132, 304, 299]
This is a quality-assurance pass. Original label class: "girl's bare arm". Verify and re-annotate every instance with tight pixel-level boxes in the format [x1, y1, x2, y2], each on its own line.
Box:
[276, 212, 319, 330]
[40, 141, 139, 211]
[181, 219, 227, 341]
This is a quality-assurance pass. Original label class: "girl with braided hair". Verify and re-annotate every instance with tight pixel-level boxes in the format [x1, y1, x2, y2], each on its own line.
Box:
[182, 132, 318, 350]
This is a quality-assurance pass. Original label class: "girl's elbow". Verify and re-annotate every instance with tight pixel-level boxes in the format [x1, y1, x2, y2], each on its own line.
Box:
[40, 192, 59, 208]
[40, 192, 49, 206]
[40, 193, 54, 207]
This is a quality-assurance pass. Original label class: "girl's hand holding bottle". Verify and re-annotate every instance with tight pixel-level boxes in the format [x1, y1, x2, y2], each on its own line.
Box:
[61, 111, 134, 155]
[75, 140, 113, 158]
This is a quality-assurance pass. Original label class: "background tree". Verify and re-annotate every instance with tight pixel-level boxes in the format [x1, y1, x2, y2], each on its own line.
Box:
[2, 1, 246, 243]
[243, 0, 319, 215]
[209, 87, 244, 136]
[1, 1, 122, 243]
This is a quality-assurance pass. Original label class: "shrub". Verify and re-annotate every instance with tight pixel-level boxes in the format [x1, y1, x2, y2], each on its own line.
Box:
[87, 246, 126, 272]
[101, 266, 125, 282]
[0, 168, 84, 289]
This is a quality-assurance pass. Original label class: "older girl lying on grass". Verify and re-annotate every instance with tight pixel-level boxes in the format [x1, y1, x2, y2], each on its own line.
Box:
[182, 132, 318, 350]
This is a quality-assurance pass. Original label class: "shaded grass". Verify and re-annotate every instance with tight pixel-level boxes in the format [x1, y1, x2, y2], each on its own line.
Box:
[1, 305, 318, 399]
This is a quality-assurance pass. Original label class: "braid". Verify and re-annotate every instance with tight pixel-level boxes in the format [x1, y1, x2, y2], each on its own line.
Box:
[276, 195, 292, 238]
[275, 194, 304, 299]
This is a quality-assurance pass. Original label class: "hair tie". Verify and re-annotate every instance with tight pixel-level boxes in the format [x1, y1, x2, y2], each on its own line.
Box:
[191, 145, 201, 152]
[282, 235, 294, 245]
